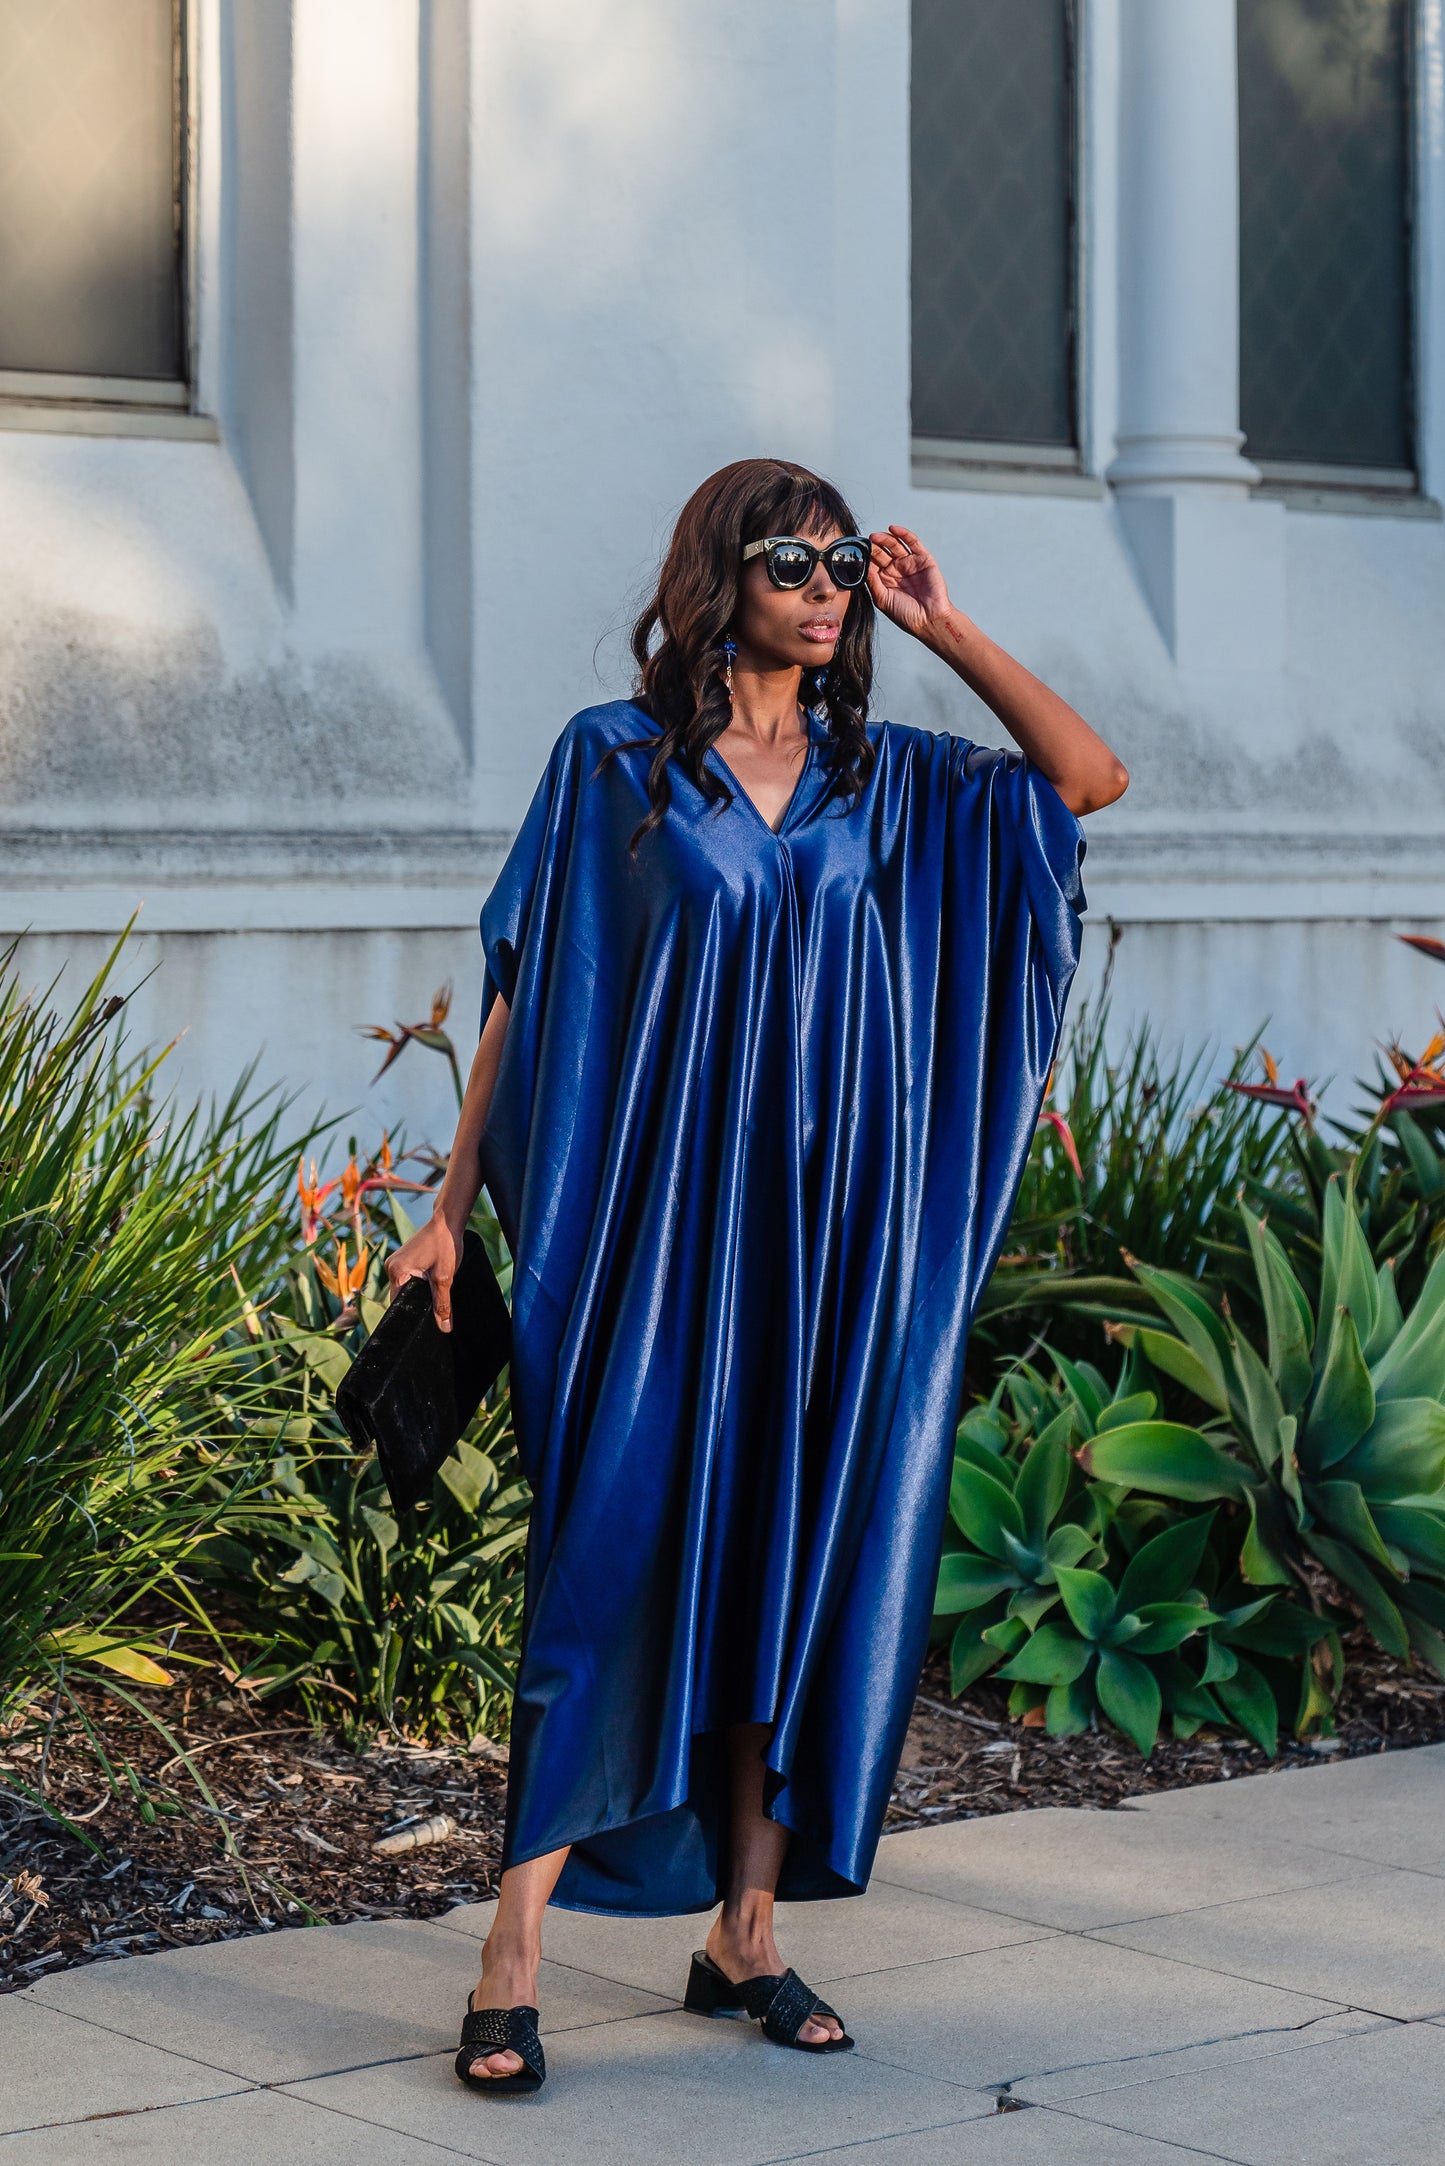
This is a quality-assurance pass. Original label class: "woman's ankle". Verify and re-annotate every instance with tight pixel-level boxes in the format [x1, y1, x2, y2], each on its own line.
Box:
[480, 1927, 541, 1978]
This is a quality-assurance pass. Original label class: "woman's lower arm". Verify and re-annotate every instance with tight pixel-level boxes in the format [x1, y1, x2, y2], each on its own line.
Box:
[924, 606, 1129, 817]
[434, 994, 510, 1232]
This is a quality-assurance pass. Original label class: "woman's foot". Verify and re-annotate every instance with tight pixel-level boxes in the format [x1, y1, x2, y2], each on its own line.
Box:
[467, 1930, 541, 2078]
[703, 1916, 843, 2045]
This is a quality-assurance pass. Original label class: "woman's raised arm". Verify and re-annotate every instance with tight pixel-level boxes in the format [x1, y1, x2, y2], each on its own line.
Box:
[868, 525, 1129, 817]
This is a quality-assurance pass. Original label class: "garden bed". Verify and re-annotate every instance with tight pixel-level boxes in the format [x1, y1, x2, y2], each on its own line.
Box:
[5, 1631, 1444, 1995]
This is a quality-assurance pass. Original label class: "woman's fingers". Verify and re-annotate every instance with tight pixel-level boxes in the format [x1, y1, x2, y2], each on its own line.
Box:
[432, 1271, 454, 1334]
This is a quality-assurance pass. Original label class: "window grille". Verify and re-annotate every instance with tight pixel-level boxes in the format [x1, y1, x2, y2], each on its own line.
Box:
[1238, 0, 1413, 480]
[911, 0, 1076, 455]
[0, 0, 183, 386]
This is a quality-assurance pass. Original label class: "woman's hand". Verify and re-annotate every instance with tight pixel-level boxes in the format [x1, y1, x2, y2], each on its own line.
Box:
[867, 525, 954, 644]
[385, 1211, 464, 1333]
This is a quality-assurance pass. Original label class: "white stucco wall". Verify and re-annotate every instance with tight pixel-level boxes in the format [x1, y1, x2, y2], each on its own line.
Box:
[5, 0, 1445, 1159]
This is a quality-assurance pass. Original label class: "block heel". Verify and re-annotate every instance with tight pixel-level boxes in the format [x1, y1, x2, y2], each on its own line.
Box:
[684, 1949, 746, 2016]
[683, 1949, 853, 2052]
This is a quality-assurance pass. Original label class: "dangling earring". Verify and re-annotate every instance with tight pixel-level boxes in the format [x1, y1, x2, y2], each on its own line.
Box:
[721, 637, 738, 699]
[812, 667, 829, 711]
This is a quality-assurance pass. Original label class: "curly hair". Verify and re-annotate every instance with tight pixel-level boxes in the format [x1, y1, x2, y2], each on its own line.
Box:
[596, 458, 876, 855]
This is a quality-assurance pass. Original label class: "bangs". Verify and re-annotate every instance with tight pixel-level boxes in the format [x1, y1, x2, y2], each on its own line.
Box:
[749, 468, 859, 545]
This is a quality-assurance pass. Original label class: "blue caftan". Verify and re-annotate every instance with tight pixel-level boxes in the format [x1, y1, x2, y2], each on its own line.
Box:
[477, 699, 1084, 1915]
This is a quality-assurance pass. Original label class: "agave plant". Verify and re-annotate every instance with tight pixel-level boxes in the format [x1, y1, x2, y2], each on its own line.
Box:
[1095, 1179, 1445, 1676]
[992, 1512, 1221, 1754]
[935, 1344, 1347, 1753]
[935, 1384, 1106, 1696]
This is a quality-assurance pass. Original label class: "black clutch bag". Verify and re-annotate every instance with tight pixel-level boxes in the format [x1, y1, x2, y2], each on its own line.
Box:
[334, 1227, 512, 1512]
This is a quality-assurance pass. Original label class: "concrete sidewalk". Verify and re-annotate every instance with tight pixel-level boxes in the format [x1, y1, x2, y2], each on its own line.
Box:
[5, 1746, 1445, 2165]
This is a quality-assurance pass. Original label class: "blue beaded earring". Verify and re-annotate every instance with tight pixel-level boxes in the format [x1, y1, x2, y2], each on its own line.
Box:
[720, 637, 738, 698]
[812, 667, 829, 710]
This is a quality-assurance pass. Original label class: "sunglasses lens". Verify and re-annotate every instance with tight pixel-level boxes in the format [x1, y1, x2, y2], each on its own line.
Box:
[767, 542, 814, 588]
[827, 542, 870, 588]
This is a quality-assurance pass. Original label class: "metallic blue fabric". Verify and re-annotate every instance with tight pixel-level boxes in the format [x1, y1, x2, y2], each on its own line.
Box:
[478, 699, 1084, 1916]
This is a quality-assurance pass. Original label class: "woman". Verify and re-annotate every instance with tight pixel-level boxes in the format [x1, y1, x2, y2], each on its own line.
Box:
[387, 459, 1127, 2093]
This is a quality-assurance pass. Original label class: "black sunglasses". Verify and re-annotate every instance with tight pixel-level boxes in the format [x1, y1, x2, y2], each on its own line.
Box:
[741, 534, 873, 591]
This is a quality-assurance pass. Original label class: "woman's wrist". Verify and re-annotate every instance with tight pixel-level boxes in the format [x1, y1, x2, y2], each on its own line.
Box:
[432, 1188, 473, 1240]
[920, 604, 982, 669]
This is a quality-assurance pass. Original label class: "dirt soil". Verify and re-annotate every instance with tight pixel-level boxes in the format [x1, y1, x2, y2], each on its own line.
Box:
[4, 1632, 1443, 1994]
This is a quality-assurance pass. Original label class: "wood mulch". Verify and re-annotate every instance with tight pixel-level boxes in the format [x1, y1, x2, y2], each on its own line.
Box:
[4, 1631, 1443, 1994]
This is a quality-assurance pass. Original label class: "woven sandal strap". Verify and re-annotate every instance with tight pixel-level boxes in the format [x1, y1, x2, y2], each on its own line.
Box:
[744, 1967, 828, 2045]
[459, 2004, 545, 2079]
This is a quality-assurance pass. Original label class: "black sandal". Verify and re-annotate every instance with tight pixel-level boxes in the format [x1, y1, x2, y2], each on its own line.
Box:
[454, 1991, 547, 2094]
[684, 1949, 854, 2052]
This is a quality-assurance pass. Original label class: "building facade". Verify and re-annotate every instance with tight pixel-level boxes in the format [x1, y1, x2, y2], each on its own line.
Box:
[3, 0, 1443, 1146]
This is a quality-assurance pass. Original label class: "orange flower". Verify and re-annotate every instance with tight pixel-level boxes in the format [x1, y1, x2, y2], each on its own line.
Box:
[314, 1238, 370, 1304]
[296, 1155, 341, 1245]
[1223, 1049, 1315, 1121]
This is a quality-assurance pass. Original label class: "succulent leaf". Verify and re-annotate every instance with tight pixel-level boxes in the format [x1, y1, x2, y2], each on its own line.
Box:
[1014, 1429, 1071, 1545]
[996, 1621, 1093, 1686]
[949, 1615, 1002, 1694]
[1080, 1422, 1250, 1502]
[1053, 1565, 1117, 1641]
[1216, 1656, 1279, 1757]
[1052, 1350, 1106, 1432]
[1304, 1307, 1376, 1469]
[1096, 1646, 1162, 1754]
[948, 1460, 1027, 1561]
[1240, 1204, 1315, 1412]
[935, 1551, 1020, 1614]
[1045, 1673, 1095, 1735]
[1371, 1246, 1445, 1404]
[1116, 1511, 1215, 1612]
[1308, 1479, 1401, 1576]
[1095, 1391, 1159, 1432]
[1334, 1398, 1445, 1501]
[1316, 1175, 1379, 1367]
[1113, 1323, 1231, 1414]
[1127, 1600, 1216, 1654]
[1126, 1262, 1232, 1398]
[1240, 1487, 1293, 1584]
[1303, 1529, 1410, 1658]
[1372, 1501, 1445, 1577]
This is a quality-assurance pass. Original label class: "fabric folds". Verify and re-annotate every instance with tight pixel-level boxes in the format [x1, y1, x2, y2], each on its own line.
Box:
[477, 700, 1085, 1915]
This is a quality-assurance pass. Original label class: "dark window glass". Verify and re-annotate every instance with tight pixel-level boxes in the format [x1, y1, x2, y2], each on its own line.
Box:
[911, 0, 1074, 447]
[0, 0, 183, 381]
[1239, 0, 1412, 472]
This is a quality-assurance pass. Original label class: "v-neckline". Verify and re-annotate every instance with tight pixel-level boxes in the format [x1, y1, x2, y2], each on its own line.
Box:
[707, 710, 819, 838]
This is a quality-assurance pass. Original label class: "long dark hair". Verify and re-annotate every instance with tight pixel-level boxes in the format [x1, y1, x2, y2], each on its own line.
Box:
[597, 458, 876, 855]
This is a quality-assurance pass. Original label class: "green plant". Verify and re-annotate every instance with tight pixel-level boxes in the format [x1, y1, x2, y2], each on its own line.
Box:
[935, 1377, 1107, 1696]
[934, 1348, 1343, 1755]
[0, 931, 313, 1731]
[207, 1189, 529, 1742]
[1097, 1180, 1445, 1679]
[975, 1005, 1290, 1371]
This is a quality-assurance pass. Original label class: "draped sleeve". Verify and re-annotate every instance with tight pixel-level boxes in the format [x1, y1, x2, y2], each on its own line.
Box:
[478, 721, 584, 1030]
